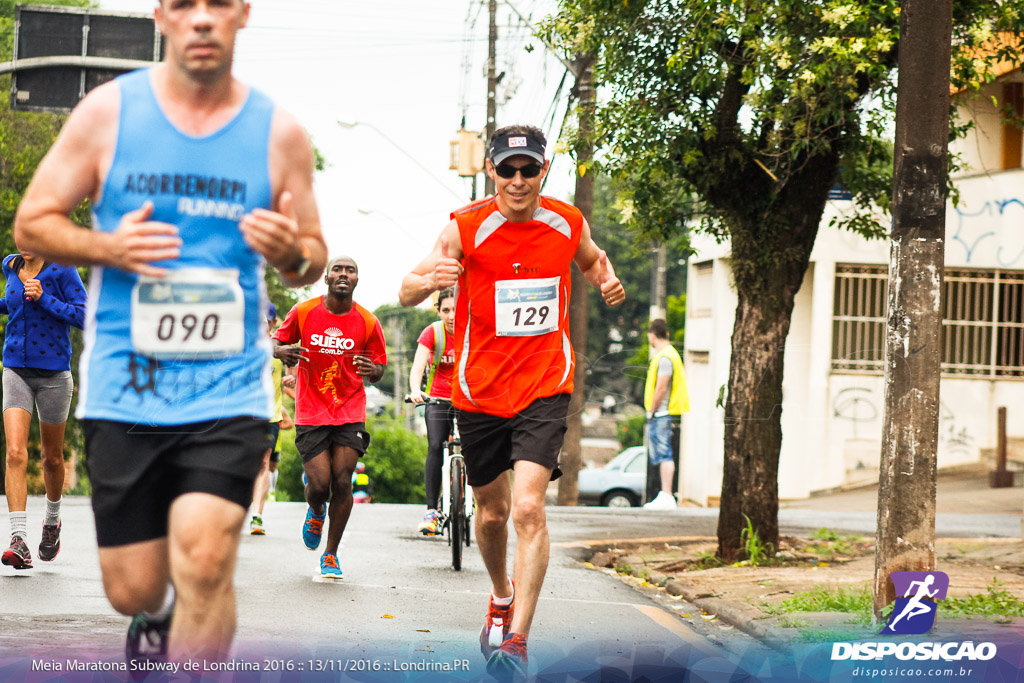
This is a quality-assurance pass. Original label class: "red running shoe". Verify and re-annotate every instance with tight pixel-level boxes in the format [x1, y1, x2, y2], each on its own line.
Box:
[1, 535, 33, 570]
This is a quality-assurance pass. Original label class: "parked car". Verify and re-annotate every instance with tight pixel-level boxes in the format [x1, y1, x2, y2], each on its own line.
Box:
[577, 446, 646, 507]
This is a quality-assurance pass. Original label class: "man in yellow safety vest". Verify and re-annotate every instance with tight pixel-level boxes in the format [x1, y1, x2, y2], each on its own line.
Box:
[643, 319, 689, 509]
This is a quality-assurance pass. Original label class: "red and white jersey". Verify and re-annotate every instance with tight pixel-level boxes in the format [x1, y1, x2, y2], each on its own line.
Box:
[274, 297, 387, 425]
[452, 196, 583, 417]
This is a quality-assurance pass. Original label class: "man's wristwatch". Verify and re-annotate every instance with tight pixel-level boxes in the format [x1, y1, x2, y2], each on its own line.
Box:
[281, 243, 312, 279]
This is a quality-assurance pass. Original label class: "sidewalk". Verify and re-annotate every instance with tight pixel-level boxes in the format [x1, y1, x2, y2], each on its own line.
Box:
[781, 463, 1022, 516]
[584, 464, 1024, 653]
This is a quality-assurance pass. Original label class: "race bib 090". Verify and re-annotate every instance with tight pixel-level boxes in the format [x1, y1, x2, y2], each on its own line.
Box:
[131, 268, 245, 359]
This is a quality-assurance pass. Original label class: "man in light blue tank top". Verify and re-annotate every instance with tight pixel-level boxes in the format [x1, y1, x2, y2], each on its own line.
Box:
[13, 0, 327, 667]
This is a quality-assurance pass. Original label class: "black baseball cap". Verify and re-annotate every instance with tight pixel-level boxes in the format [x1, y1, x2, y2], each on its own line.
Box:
[489, 131, 546, 165]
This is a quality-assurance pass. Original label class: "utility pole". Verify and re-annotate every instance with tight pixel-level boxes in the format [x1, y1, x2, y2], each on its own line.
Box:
[484, 0, 498, 197]
[389, 316, 406, 420]
[557, 55, 595, 506]
[649, 243, 667, 321]
[872, 0, 952, 620]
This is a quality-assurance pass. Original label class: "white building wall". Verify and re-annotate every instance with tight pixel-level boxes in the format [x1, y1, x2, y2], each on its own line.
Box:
[955, 82, 1005, 176]
[682, 167, 1024, 504]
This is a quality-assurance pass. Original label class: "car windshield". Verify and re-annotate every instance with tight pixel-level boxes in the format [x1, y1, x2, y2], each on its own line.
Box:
[605, 447, 641, 471]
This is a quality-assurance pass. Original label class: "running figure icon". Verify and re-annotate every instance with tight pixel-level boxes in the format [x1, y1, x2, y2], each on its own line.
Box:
[885, 575, 938, 632]
[882, 570, 950, 635]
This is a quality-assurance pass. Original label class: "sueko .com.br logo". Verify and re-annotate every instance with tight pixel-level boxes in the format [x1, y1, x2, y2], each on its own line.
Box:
[830, 571, 997, 663]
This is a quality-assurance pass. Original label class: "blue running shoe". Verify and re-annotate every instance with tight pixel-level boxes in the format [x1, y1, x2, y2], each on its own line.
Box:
[320, 552, 342, 578]
[302, 506, 325, 550]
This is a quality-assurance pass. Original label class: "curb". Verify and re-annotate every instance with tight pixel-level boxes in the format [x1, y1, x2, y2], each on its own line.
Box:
[664, 577, 792, 651]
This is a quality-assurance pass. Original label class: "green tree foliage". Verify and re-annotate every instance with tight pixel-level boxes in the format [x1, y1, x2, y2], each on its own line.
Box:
[0, 0, 93, 494]
[586, 173, 685, 405]
[372, 302, 440, 397]
[547, 0, 1024, 559]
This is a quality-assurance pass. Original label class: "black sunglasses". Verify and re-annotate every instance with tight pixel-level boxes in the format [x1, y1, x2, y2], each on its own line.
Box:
[494, 163, 543, 179]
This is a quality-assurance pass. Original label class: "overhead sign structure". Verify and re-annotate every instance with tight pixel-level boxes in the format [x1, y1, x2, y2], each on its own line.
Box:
[7, 4, 162, 114]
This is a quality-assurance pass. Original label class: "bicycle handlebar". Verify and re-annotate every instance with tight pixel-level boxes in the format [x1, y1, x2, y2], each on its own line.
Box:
[404, 395, 452, 405]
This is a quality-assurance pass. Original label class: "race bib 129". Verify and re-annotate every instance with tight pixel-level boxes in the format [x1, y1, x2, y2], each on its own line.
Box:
[494, 276, 559, 337]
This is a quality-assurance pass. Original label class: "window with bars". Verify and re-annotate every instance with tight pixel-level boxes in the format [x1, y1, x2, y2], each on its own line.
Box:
[832, 264, 1024, 377]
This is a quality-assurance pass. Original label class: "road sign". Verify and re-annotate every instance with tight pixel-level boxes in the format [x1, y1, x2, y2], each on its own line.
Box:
[8, 4, 162, 114]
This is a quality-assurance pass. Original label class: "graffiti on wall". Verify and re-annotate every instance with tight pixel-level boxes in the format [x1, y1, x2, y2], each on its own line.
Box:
[951, 198, 1024, 267]
[831, 385, 975, 457]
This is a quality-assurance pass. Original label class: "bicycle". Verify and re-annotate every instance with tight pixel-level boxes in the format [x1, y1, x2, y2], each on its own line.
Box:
[406, 395, 474, 571]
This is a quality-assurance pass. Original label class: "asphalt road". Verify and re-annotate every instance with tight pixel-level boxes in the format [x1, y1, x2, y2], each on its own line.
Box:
[0, 495, 1016, 681]
[0, 497, 743, 681]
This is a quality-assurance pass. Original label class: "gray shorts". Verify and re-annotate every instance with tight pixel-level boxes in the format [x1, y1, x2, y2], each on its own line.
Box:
[2, 368, 74, 424]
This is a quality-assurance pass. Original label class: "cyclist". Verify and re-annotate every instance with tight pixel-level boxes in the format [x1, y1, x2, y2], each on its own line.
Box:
[408, 287, 456, 535]
[273, 256, 387, 578]
[12, 0, 327, 665]
[351, 461, 374, 503]
[250, 302, 295, 535]
[0, 251, 86, 569]
[399, 124, 624, 677]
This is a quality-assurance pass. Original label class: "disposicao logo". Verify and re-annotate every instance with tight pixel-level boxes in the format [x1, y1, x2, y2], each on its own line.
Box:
[883, 571, 949, 635]
[830, 570, 998, 663]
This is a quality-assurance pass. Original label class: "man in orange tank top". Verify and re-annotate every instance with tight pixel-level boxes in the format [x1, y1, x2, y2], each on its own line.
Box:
[399, 125, 625, 678]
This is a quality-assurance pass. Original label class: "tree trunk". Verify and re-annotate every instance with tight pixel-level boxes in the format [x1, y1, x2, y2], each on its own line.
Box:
[717, 282, 793, 560]
[559, 264, 588, 505]
[713, 152, 838, 560]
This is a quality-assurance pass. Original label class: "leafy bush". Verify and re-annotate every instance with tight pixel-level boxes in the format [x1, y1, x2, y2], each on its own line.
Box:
[944, 578, 1024, 618]
[617, 414, 647, 449]
[363, 416, 427, 504]
[276, 415, 427, 505]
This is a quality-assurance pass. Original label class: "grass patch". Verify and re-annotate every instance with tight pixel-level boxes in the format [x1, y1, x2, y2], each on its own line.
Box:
[943, 578, 1024, 618]
[761, 584, 874, 624]
[777, 616, 810, 628]
[740, 514, 775, 566]
[801, 529, 864, 558]
[692, 551, 725, 570]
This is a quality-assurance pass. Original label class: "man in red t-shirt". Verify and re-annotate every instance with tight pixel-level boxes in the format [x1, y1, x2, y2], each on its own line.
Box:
[273, 256, 386, 578]
[398, 125, 624, 677]
[408, 287, 456, 535]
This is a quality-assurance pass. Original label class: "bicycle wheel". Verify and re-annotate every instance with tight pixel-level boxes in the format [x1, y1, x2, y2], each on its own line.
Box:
[450, 457, 465, 571]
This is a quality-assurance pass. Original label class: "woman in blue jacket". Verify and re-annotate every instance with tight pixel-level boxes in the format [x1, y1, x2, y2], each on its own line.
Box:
[0, 251, 85, 570]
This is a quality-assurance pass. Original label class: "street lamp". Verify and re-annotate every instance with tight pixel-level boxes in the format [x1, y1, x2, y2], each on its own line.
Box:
[337, 120, 464, 202]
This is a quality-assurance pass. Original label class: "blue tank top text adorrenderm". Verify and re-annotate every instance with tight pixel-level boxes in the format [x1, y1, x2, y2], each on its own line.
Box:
[80, 69, 276, 424]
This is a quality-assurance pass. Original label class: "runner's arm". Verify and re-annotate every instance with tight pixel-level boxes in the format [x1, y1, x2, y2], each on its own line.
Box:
[244, 109, 327, 288]
[398, 220, 463, 306]
[573, 218, 625, 306]
[355, 319, 388, 383]
[15, 83, 182, 276]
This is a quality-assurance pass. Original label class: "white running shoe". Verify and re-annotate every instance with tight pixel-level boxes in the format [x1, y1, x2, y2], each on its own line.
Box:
[643, 492, 677, 509]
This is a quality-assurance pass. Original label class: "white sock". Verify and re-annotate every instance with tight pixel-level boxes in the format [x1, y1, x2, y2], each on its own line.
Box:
[143, 584, 176, 620]
[9, 511, 27, 540]
[269, 470, 278, 493]
[492, 579, 514, 606]
[44, 496, 61, 526]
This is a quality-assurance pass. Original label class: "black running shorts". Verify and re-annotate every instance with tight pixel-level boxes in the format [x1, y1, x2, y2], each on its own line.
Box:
[457, 393, 570, 487]
[84, 417, 273, 547]
[294, 422, 369, 463]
